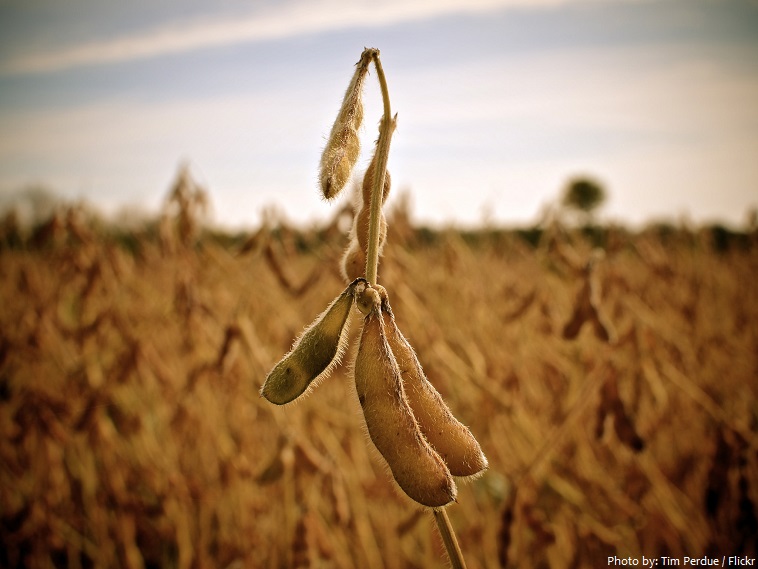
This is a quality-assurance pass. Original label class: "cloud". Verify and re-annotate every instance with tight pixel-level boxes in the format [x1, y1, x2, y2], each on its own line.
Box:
[1, 0, 574, 75]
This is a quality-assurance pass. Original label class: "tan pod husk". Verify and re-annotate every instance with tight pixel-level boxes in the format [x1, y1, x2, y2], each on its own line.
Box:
[354, 298, 457, 508]
[340, 238, 367, 283]
[380, 294, 488, 478]
[360, 155, 392, 210]
[319, 50, 374, 200]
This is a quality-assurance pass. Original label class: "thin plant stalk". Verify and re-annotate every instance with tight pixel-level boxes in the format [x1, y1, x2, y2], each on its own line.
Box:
[365, 51, 394, 286]
[433, 509, 468, 569]
[364, 49, 469, 569]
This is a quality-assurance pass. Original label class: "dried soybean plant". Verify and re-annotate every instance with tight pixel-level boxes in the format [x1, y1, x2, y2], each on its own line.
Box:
[260, 48, 487, 568]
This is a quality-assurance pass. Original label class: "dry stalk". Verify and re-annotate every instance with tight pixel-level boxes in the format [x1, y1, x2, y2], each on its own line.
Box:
[433, 508, 468, 569]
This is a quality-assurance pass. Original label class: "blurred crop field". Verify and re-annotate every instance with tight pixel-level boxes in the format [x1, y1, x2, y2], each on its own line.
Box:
[1, 197, 757, 569]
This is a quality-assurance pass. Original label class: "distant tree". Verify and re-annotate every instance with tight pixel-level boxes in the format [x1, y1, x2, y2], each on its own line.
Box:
[562, 177, 607, 217]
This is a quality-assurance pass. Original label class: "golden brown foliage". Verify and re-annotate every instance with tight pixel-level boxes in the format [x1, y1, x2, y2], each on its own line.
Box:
[1, 213, 757, 568]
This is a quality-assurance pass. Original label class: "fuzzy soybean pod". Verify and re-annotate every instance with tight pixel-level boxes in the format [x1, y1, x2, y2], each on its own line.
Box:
[340, 163, 391, 283]
[340, 238, 366, 283]
[319, 49, 374, 200]
[380, 296, 488, 478]
[354, 293, 457, 508]
[260, 279, 362, 405]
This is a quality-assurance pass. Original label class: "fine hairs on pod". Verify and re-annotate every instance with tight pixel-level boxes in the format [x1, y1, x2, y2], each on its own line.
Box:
[353, 285, 457, 508]
[260, 279, 364, 405]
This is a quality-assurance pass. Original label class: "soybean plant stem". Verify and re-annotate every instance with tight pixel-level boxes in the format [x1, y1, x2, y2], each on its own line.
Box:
[433, 508, 468, 569]
[366, 50, 468, 568]
[365, 50, 394, 286]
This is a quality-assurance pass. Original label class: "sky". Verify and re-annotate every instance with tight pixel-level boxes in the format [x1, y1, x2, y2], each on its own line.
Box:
[1, 0, 757, 230]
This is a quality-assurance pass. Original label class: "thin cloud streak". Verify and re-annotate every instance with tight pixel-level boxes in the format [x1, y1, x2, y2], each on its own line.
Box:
[2, 0, 577, 75]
